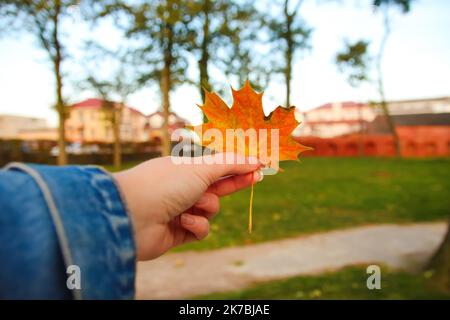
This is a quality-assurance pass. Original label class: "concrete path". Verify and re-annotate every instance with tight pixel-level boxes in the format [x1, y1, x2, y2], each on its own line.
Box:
[136, 222, 447, 299]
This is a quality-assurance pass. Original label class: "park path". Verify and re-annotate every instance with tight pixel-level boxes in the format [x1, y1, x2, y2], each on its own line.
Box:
[136, 222, 447, 299]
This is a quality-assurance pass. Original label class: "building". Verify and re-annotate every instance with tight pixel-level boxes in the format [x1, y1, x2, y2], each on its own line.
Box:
[147, 111, 188, 144]
[297, 113, 450, 157]
[0, 115, 48, 139]
[2, 99, 189, 144]
[386, 96, 450, 115]
[18, 128, 57, 141]
[297, 96, 450, 138]
[65, 98, 148, 143]
[370, 113, 450, 157]
[296, 101, 376, 138]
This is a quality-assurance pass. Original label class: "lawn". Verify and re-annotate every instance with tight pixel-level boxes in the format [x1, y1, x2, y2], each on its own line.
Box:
[195, 265, 450, 300]
[105, 157, 450, 251]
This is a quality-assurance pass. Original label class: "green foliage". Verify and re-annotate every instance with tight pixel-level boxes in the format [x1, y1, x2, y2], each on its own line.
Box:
[373, 0, 413, 13]
[128, 0, 194, 88]
[214, 1, 270, 92]
[266, 0, 312, 57]
[0, 0, 85, 164]
[265, 0, 312, 105]
[0, 0, 79, 60]
[188, 2, 239, 82]
[90, 0, 196, 88]
[196, 265, 450, 299]
[335, 0, 414, 89]
[336, 40, 371, 87]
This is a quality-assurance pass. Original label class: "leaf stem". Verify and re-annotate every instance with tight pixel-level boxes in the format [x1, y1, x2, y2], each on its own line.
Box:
[249, 174, 255, 234]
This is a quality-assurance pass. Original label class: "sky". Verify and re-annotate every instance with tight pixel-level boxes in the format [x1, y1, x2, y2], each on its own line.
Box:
[0, 0, 449, 127]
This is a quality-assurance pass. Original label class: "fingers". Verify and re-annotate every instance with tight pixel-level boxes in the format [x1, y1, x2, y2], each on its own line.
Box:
[193, 153, 263, 183]
[193, 192, 220, 219]
[208, 170, 262, 197]
[180, 213, 210, 240]
[191, 170, 262, 219]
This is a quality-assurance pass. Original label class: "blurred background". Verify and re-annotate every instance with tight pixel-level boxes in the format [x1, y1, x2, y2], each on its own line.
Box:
[0, 0, 449, 299]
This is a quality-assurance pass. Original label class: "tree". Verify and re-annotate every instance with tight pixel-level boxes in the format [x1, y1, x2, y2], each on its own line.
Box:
[336, 40, 371, 87]
[0, 0, 80, 165]
[78, 24, 139, 168]
[82, 65, 137, 170]
[335, 40, 371, 156]
[196, 0, 213, 100]
[130, 1, 193, 156]
[373, 0, 413, 156]
[335, 0, 413, 156]
[267, 0, 311, 107]
[90, 0, 194, 156]
[373, 1, 449, 295]
[189, 0, 225, 100]
[188, 0, 267, 115]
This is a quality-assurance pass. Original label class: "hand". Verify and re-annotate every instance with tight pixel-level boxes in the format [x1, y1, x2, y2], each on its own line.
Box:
[113, 153, 263, 261]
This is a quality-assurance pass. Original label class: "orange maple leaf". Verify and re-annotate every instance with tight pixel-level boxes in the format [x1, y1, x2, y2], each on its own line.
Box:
[189, 80, 311, 165]
[188, 81, 311, 233]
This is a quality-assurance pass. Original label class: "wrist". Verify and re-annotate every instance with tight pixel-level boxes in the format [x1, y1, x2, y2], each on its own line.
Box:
[113, 171, 141, 233]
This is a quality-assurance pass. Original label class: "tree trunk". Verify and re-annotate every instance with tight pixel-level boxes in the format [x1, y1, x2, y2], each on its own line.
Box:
[161, 64, 171, 157]
[285, 50, 292, 107]
[53, 2, 67, 165]
[161, 23, 173, 157]
[199, 0, 211, 121]
[284, 1, 293, 107]
[426, 218, 450, 293]
[377, 7, 401, 157]
[379, 99, 401, 156]
[113, 106, 122, 170]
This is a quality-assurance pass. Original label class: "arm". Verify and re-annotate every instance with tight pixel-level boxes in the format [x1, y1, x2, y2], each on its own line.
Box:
[0, 163, 135, 299]
[0, 154, 261, 299]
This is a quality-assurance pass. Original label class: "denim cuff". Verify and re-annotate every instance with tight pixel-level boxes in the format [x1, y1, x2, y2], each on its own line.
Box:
[6, 163, 136, 299]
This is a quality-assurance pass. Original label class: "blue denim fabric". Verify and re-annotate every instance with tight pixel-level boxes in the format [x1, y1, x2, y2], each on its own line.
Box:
[0, 163, 136, 299]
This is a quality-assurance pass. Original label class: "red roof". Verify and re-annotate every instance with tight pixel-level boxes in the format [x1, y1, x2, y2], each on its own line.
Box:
[71, 98, 103, 108]
[71, 98, 145, 116]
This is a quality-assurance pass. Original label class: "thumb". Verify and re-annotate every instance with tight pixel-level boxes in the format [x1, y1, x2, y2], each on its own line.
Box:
[193, 153, 262, 183]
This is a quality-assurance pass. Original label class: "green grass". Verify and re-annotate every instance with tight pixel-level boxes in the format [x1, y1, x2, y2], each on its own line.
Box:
[105, 157, 450, 251]
[195, 266, 450, 300]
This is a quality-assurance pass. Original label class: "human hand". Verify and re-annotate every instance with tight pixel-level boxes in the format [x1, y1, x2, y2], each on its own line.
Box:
[113, 153, 263, 261]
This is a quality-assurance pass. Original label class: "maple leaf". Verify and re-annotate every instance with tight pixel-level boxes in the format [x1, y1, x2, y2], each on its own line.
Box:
[189, 80, 311, 165]
[188, 81, 311, 234]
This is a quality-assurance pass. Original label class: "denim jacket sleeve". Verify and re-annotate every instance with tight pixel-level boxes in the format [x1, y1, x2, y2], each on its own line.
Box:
[0, 163, 136, 299]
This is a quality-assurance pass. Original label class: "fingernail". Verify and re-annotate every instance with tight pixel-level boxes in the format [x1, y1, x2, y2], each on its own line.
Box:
[181, 214, 195, 225]
[254, 170, 264, 183]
